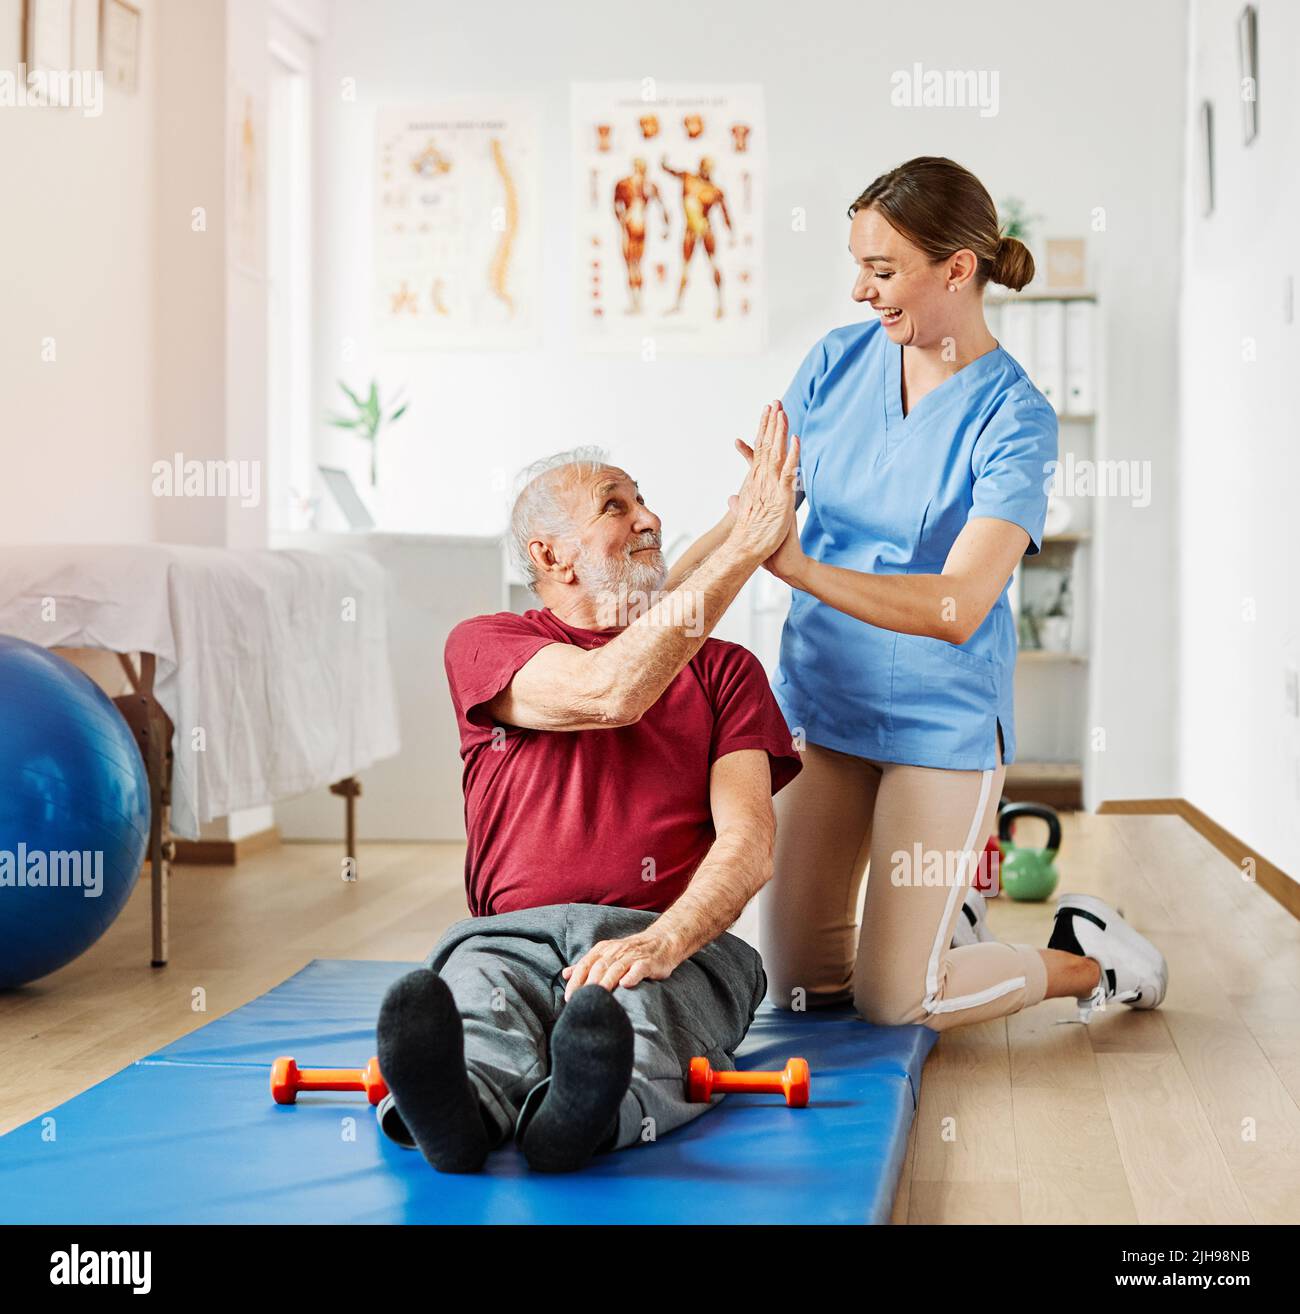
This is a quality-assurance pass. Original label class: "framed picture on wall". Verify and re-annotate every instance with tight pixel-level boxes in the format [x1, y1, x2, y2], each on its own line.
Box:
[229, 82, 267, 278]
[1197, 100, 1215, 218]
[1044, 238, 1087, 291]
[101, 0, 141, 94]
[23, 0, 73, 106]
[1237, 4, 1258, 145]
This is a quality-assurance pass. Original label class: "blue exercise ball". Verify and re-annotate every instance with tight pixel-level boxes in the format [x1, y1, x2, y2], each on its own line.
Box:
[0, 636, 150, 988]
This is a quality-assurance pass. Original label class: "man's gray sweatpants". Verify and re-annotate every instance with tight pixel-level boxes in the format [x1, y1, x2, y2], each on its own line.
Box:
[376, 903, 766, 1153]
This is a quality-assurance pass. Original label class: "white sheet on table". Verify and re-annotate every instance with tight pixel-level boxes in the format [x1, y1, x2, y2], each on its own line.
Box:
[0, 545, 401, 838]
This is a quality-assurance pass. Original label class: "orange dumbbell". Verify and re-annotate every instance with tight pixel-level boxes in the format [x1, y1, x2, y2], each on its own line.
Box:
[270, 1056, 389, 1106]
[686, 1056, 810, 1107]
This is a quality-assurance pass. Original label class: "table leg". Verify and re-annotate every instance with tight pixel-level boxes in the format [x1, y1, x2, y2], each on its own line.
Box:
[114, 652, 174, 967]
[148, 749, 168, 967]
[329, 777, 362, 878]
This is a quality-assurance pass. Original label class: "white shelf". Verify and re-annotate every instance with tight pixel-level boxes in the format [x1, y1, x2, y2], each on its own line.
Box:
[987, 289, 1097, 304]
[1018, 649, 1088, 664]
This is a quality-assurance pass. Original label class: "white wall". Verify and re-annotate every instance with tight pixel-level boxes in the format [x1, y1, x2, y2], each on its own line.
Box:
[152, 0, 228, 548]
[152, 0, 275, 552]
[0, 0, 273, 553]
[1180, 1, 1300, 879]
[225, 0, 272, 551]
[312, 0, 1187, 799]
[0, 0, 158, 546]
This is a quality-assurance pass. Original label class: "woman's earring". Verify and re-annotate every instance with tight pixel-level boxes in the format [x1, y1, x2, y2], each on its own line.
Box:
[948, 283, 957, 292]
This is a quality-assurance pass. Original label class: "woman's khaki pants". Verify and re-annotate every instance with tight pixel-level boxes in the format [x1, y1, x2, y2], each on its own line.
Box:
[760, 738, 1048, 1031]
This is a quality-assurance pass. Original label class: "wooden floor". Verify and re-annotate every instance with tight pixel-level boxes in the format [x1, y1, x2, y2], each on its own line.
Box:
[4, 812, 1299, 1224]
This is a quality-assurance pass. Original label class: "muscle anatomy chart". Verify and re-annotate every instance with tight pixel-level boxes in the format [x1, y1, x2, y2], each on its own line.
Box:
[573, 83, 765, 354]
[375, 103, 540, 349]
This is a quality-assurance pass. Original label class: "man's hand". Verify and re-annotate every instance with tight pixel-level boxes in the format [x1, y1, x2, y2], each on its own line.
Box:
[726, 401, 800, 565]
[562, 930, 685, 999]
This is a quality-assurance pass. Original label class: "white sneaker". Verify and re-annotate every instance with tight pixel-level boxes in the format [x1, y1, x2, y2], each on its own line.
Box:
[950, 886, 997, 949]
[1048, 893, 1168, 1022]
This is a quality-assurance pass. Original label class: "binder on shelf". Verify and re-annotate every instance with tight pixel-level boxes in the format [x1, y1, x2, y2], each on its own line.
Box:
[1033, 300, 1065, 415]
[999, 301, 1036, 381]
[1064, 300, 1096, 415]
[986, 301, 1002, 345]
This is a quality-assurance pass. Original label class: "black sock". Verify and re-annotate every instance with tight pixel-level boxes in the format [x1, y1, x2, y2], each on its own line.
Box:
[1047, 912, 1085, 957]
[520, 985, 634, 1174]
[376, 968, 490, 1174]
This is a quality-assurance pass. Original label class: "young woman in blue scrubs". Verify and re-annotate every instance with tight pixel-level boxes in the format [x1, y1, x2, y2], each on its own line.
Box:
[731, 159, 1167, 1029]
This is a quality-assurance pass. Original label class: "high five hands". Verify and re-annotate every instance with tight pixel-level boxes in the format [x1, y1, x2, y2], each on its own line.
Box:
[729, 401, 808, 583]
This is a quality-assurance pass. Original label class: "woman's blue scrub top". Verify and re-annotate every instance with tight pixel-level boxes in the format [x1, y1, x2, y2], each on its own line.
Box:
[773, 318, 1059, 771]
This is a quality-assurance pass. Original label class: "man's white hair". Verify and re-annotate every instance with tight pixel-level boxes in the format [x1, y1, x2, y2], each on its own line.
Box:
[510, 446, 612, 591]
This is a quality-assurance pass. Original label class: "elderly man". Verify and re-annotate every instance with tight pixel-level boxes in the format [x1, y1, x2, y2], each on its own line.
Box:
[375, 404, 802, 1174]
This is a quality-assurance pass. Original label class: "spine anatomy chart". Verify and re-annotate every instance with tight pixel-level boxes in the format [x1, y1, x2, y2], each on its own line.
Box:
[375, 103, 539, 349]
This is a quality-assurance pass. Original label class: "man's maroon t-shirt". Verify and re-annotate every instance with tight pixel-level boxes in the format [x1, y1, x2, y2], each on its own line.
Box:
[444, 608, 803, 916]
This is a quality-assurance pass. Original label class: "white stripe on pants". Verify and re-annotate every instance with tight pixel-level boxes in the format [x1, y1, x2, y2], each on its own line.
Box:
[759, 736, 1048, 1032]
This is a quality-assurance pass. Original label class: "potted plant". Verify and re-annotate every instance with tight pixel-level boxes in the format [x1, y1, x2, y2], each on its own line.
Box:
[1038, 575, 1072, 653]
[997, 196, 1042, 247]
[327, 380, 408, 488]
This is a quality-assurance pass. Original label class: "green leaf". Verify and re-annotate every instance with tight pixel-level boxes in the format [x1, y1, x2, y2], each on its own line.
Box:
[326, 416, 361, 430]
[389, 403, 409, 423]
[338, 380, 364, 411]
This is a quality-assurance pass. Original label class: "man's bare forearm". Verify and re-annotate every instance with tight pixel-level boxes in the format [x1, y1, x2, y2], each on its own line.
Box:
[590, 538, 760, 721]
[651, 824, 773, 961]
[661, 512, 734, 593]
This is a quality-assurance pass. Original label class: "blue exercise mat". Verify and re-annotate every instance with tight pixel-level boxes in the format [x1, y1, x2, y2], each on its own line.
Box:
[0, 959, 934, 1224]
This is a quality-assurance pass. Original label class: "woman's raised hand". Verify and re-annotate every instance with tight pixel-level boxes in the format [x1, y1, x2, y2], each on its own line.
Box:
[727, 401, 800, 563]
[732, 403, 765, 473]
[725, 399, 769, 521]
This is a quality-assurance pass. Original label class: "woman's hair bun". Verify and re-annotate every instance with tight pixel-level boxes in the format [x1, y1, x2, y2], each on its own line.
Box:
[991, 235, 1035, 292]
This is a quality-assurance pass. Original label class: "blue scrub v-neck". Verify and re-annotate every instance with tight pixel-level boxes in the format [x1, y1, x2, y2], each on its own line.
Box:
[883, 337, 1007, 437]
[773, 318, 1059, 771]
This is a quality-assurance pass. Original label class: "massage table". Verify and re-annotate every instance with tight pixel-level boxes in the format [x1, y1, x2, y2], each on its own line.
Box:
[0, 545, 401, 965]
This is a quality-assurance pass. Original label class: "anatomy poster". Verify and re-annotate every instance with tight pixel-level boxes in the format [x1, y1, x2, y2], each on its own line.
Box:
[572, 83, 765, 354]
[229, 83, 266, 278]
[375, 102, 540, 350]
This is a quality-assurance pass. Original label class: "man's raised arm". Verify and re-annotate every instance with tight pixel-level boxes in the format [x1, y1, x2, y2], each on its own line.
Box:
[487, 406, 798, 732]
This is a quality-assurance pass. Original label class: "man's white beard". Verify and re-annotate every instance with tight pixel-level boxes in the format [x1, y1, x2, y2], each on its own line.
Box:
[574, 539, 667, 627]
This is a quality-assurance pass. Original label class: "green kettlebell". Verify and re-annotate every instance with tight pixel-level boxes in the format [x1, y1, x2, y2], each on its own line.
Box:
[997, 802, 1061, 902]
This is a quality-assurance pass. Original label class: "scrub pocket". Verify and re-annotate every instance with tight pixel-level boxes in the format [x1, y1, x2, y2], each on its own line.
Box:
[893, 631, 999, 762]
[912, 633, 998, 686]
